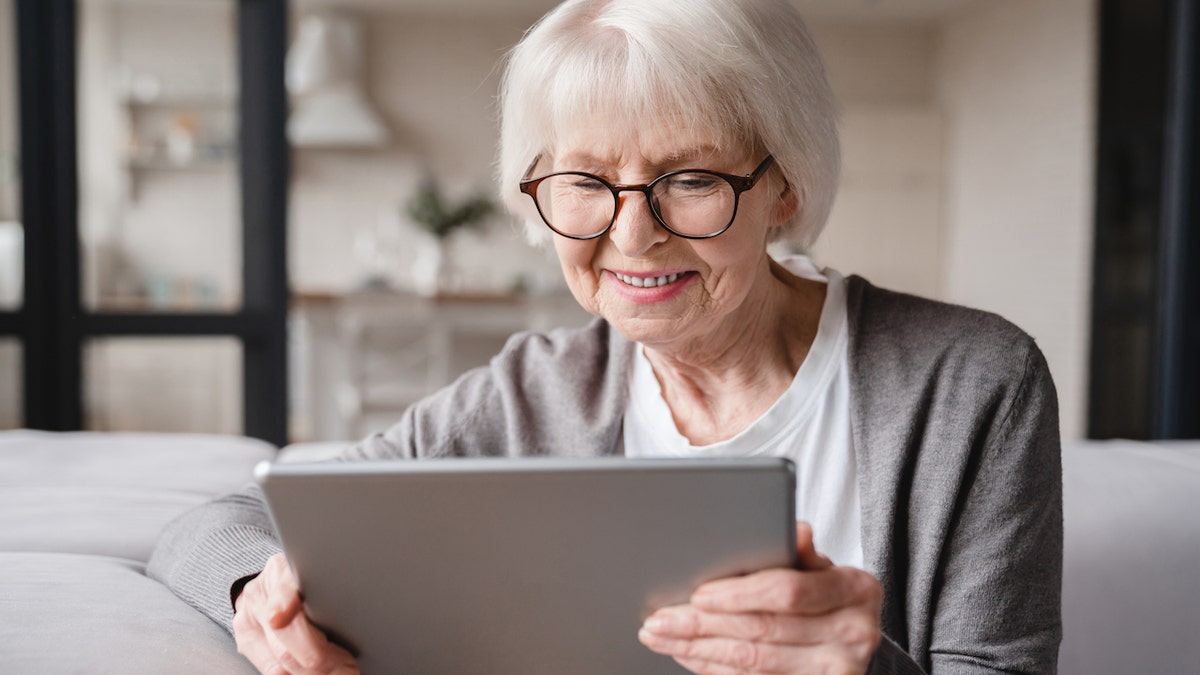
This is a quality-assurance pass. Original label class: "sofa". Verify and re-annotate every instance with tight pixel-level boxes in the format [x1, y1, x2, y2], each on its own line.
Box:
[1, 429, 1197, 674]
[0, 431, 268, 674]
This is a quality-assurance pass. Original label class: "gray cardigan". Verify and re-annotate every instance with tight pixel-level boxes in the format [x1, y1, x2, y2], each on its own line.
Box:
[148, 276, 1063, 674]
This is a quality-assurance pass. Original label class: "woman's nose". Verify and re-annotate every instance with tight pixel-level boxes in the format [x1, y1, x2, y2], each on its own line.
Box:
[608, 190, 670, 257]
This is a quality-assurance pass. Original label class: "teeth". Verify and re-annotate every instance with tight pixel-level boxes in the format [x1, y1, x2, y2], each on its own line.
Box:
[615, 272, 681, 288]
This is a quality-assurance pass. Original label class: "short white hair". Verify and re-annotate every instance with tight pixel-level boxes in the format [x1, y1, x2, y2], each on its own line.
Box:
[497, 0, 840, 250]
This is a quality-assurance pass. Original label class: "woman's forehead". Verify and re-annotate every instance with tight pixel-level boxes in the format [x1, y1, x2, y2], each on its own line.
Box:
[548, 114, 746, 167]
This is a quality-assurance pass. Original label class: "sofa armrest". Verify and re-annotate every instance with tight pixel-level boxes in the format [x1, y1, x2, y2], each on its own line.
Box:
[0, 430, 275, 561]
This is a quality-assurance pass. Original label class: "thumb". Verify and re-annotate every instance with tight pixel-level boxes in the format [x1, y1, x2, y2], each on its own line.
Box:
[268, 590, 304, 629]
[263, 555, 305, 629]
[795, 521, 834, 570]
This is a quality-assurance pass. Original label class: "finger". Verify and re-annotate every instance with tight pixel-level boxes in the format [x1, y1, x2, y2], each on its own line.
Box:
[674, 656, 752, 675]
[249, 622, 358, 675]
[268, 592, 304, 630]
[234, 610, 286, 675]
[309, 643, 360, 675]
[246, 581, 313, 670]
[275, 642, 358, 675]
[639, 633, 796, 673]
[241, 556, 295, 629]
[644, 633, 872, 675]
[795, 521, 833, 571]
[642, 604, 875, 647]
[240, 574, 283, 633]
[670, 646, 861, 675]
[691, 567, 878, 615]
[274, 611, 350, 671]
[241, 597, 357, 675]
[250, 557, 358, 673]
[263, 555, 304, 629]
[263, 618, 303, 671]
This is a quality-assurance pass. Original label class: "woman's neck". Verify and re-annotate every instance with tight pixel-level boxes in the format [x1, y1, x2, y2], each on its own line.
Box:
[642, 257, 826, 446]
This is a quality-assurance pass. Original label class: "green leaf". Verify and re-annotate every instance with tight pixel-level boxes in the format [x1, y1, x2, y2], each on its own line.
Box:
[406, 178, 495, 239]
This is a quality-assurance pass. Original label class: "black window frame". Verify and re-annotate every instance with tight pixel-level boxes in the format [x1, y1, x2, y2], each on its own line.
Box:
[3, 0, 289, 445]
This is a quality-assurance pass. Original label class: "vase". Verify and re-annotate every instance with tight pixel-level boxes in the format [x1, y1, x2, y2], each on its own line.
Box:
[353, 212, 405, 290]
[412, 233, 449, 296]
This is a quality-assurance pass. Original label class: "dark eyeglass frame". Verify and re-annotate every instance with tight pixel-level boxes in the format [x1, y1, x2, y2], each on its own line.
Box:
[518, 155, 776, 240]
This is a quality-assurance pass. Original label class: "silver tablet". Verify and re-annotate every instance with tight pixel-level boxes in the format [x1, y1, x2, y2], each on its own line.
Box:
[255, 457, 796, 674]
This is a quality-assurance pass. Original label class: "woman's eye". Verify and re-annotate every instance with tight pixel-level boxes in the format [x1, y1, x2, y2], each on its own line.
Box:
[664, 174, 721, 193]
[568, 176, 608, 192]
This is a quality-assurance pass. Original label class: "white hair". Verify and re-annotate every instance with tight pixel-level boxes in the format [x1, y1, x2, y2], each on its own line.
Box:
[497, 0, 840, 250]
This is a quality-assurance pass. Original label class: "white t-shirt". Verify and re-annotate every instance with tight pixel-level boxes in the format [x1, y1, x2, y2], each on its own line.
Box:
[622, 255, 863, 567]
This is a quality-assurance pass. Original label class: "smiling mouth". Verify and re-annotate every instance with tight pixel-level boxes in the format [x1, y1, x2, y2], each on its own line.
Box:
[613, 272, 684, 288]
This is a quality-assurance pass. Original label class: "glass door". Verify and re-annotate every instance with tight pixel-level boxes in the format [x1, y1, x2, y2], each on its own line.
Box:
[0, 0, 22, 429]
[76, 0, 245, 435]
[10, 0, 289, 444]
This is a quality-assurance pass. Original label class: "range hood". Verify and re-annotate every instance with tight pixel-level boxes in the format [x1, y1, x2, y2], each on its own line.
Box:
[286, 11, 388, 148]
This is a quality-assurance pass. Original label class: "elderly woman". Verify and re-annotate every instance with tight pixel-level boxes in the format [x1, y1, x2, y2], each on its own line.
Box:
[149, 0, 1062, 673]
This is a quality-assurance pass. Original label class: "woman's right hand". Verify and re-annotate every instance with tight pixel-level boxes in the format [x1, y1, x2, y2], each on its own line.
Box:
[232, 553, 360, 674]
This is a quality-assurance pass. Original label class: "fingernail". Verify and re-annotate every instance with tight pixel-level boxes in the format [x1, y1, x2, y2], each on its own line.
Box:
[638, 627, 666, 649]
[642, 612, 676, 634]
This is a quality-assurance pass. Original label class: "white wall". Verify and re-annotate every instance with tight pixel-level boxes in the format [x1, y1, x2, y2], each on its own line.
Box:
[812, 3, 1098, 441]
[937, 0, 1097, 439]
[807, 20, 945, 299]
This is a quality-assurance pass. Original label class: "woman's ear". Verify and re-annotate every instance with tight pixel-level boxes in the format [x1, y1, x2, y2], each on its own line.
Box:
[772, 178, 800, 226]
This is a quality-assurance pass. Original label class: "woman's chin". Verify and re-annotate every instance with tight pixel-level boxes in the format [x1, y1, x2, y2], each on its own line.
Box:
[601, 313, 696, 348]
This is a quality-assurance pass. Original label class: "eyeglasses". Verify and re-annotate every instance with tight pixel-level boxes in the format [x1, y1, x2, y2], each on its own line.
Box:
[518, 155, 775, 240]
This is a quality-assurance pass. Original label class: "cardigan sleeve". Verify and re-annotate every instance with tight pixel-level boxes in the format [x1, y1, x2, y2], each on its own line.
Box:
[870, 637, 933, 675]
[145, 486, 283, 633]
[926, 342, 1063, 674]
[861, 339, 1061, 675]
[844, 277, 1063, 674]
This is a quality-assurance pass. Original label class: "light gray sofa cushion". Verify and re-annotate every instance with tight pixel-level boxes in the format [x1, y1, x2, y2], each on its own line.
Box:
[0, 430, 273, 672]
[1060, 440, 1200, 674]
[0, 551, 257, 674]
[0, 430, 274, 561]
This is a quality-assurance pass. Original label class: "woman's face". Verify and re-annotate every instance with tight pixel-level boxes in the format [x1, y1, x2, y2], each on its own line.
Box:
[546, 122, 795, 352]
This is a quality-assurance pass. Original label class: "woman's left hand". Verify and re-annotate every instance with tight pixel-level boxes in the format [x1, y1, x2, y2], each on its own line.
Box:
[638, 522, 882, 675]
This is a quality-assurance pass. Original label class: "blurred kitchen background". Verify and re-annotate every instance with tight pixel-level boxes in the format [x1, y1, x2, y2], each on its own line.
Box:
[2, 0, 1194, 445]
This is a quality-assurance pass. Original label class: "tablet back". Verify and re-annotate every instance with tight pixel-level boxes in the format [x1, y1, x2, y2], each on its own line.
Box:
[257, 457, 796, 674]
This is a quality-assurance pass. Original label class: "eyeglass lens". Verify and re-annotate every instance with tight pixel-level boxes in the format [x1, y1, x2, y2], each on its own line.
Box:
[534, 171, 737, 238]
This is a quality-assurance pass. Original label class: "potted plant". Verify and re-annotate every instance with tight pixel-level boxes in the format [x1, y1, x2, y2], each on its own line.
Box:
[405, 178, 494, 296]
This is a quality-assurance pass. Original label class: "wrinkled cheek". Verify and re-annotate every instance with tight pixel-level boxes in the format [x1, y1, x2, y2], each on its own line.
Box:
[552, 236, 592, 265]
[552, 240, 604, 311]
[557, 264, 603, 316]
